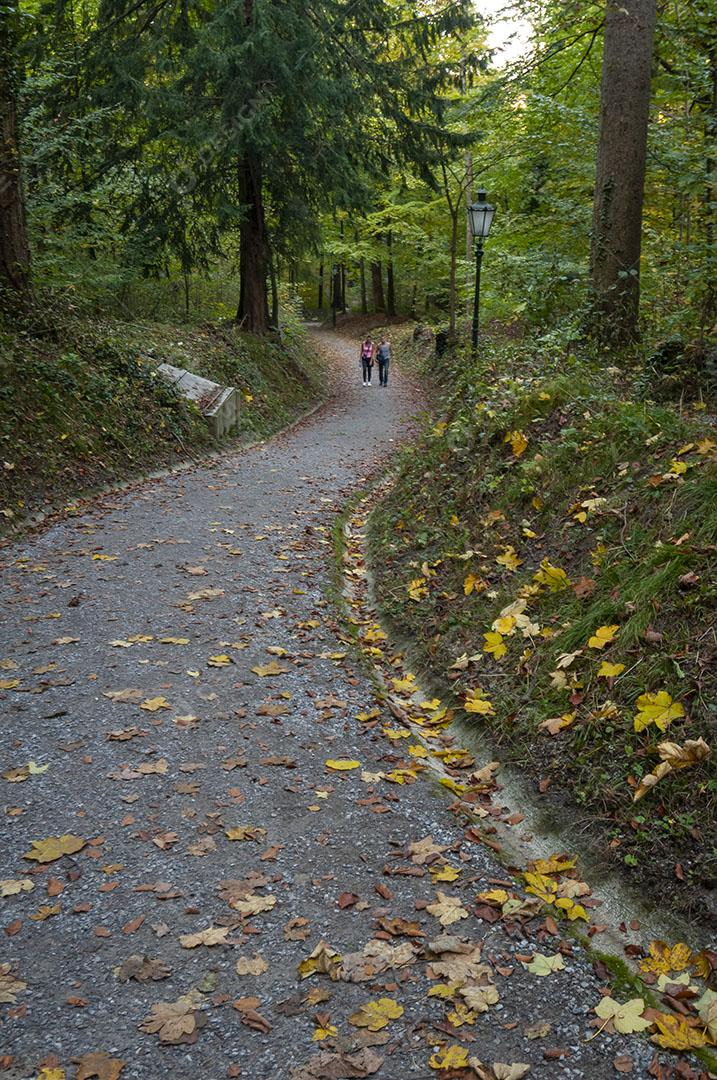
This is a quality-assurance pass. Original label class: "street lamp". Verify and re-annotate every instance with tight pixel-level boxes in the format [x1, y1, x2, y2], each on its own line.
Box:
[468, 189, 496, 349]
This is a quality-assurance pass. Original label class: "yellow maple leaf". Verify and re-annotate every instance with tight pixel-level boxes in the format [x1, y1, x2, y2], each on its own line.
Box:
[532, 855, 576, 874]
[477, 889, 510, 905]
[492, 616, 516, 637]
[447, 1002, 476, 1027]
[427, 982, 461, 1000]
[386, 768, 419, 784]
[633, 691, 685, 733]
[640, 940, 692, 976]
[524, 872, 557, 903]
[463, 573, 485, 596]
[251, 660, 288, 677]
[23, 835, 86, 864]
[504, 430, 529, 457]
[587, 624, 619, 649]
[483, 632, 506, 659]
[407, 578, 428, 601]
[140, 696, 171, 712]
[349, 997, 404, 1031]
[325, 759, 361, 771]
[554, 897, 588, 921]
[429, 1045, 470, 1070]
[594, 996, 651, 1034]
[207, 654, 233, 667]
[297, 941, 342, 980]
[312, 1022, 337, 1041]
[598, 661, 625, 678]
[464, 688, 494, 715]
[225, 826, 266, 842]
[392, 674, 416, 694]
[430, 863, 461, 883]
[0, 678, 19, 690]
[651, 1011, 708, 1050]
[496, 546, 522, 572]
[533, 559, 571, 591]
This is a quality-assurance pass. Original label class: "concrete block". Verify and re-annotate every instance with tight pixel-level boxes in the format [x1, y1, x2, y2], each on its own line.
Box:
[156, 362, 238, 438]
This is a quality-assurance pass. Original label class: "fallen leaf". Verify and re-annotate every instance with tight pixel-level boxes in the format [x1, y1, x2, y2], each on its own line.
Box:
[0, 878, 34, 897]
[587, 625, 619, 650]
[522, 953, 565, 976]
[251, 661, 288, 677]
[426, 891, 469, 927]
[236, 954, 268, 976]
[325, 759, 361, 771]
[650, 1012, 708, 1050]
[639, 940, 692, 975]
[349, 997, 404, 1031]
[594, 997, 651, 1034]
[23, 834, 86, 864]
[464, 688, 494, 715]
[139, 697, 171, 712]
[115, 955, 171, 983]
[429, 1045, 470, 1070]
[633, 691, 684, 734]
[139, 996, 206, 1044]
[0, 963, 26, 1003]
[179, 926, 230, 948]
[75, 1051, 126, 1080]
[470, 1062, 530, 1080]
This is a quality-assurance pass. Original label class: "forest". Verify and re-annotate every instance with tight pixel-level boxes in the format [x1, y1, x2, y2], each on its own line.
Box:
[1, 2, 717, 1078]
[1, 0, 714, 346]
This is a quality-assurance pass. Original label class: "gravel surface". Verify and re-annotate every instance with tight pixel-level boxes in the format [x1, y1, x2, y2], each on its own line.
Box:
[0, 333, 684, 1078]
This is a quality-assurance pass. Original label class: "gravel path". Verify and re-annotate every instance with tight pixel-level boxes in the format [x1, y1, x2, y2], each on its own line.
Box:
[0, 333, 682, 1078]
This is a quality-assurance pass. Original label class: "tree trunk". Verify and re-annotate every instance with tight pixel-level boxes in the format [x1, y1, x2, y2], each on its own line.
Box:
[371, 260, 385, 312]
[448, 208, 459, 342]
[269, 254, 279, 329]
[236, 151, 269, 333]
[702, 44, 717, 332]
[331, 264, 341, 327]
[318, 260, 324, 309]
[386, 231, 396, 316]
[589, 0, 656, 343]
[0, 16, 33, 308]
[359, 256, 367, 314]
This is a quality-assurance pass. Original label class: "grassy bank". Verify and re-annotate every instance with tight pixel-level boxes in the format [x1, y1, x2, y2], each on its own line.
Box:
[369, 326, 717, 923]
[1, 311, 323, 534]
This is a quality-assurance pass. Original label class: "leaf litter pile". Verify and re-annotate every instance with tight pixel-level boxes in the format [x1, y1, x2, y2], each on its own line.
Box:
[0, 340, 715, 1079]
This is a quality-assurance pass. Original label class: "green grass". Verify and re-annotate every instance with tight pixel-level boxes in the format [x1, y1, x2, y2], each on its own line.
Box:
[0, 310, 323, 533]
[369, 330, 717, 923]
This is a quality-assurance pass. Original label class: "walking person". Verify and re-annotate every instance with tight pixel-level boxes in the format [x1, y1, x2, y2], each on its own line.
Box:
[360, 335, 375, 386]
[376, 336, 391, 387]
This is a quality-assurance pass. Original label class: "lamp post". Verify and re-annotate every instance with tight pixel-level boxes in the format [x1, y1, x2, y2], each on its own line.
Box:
[467, 189, 496, 349]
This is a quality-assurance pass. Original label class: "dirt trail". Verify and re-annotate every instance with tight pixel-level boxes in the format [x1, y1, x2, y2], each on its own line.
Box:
[0, 332, 681, 1078]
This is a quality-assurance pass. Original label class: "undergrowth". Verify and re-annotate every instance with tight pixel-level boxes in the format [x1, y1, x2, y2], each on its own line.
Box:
[369, 326, 717, 924]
